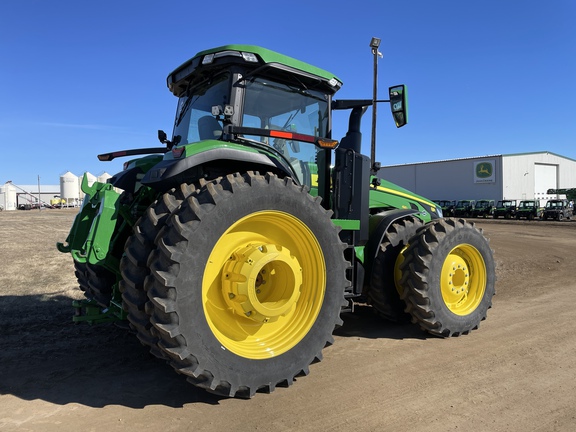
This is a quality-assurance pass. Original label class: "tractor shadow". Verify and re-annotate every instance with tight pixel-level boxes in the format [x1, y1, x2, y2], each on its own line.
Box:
[0, 294, 224, 408]
[335, 304, 430, 340]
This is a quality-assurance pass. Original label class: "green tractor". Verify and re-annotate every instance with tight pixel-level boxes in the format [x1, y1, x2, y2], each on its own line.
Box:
[58, 42, 495, 398]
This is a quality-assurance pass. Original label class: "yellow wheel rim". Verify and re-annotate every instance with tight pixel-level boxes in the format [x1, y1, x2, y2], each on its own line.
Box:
[440, 244, 487, 316]
[393, 245, 408, 295]
[203, 210, 326, 359]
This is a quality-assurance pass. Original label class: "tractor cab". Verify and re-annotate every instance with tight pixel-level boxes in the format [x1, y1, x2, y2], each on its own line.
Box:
[150, 45, 342, 197]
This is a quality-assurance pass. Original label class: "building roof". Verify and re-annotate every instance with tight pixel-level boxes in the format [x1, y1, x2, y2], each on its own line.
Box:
[501, 150, 576, 162]
[382, 151, 575, 168]
[382, 154, 502, 168]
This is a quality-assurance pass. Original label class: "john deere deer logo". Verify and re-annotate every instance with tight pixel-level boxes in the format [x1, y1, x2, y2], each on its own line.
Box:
[476, 163, 493, 178]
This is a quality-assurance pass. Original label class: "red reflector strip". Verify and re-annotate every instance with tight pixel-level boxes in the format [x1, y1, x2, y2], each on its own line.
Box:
[270, 130, 292, 139]
[269, 130, 316, 143]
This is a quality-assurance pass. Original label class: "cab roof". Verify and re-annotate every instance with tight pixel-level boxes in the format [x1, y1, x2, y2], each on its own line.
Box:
[167, 44, 342, 97]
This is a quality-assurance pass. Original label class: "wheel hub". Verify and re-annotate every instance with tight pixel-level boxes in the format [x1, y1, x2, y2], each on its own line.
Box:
[441, 253, 470, 304]
[222, 243, 302, 323]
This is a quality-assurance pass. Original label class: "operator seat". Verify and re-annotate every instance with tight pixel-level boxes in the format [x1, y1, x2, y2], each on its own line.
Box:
[198, 116, 222, 140]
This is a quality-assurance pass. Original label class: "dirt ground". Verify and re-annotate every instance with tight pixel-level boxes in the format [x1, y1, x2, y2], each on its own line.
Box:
[1, 208, 575, 432]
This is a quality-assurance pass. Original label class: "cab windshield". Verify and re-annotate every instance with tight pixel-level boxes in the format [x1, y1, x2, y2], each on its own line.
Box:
[170, 73, 331, 187]
[171, 72, 230, 145]
[241, 77, 330, 185]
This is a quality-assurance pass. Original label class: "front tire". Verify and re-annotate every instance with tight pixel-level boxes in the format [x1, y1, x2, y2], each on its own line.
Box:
[147, 172, 348, 398]
[85, 264, 116, 306]
[400, 218, 495, 337]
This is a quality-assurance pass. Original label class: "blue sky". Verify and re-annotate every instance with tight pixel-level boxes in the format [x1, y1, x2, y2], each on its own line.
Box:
[1, 0, 574, 186]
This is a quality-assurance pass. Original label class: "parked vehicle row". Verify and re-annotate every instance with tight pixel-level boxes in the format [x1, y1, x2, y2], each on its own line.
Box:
[433, 199, 573, 221]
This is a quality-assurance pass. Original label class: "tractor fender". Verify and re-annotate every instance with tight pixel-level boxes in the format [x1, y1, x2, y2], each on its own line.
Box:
[362, 208, 420, 289]
[107, 155, 165, 193]
[108, 165, 145, 192]
[141, 146, 283, 190]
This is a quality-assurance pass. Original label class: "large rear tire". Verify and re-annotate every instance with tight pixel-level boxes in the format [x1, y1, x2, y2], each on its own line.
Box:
[366, 216, 424, 322]
[400, 218, 495, 337]
[120, 183, 196, 356]
[147, 172, 348, 398]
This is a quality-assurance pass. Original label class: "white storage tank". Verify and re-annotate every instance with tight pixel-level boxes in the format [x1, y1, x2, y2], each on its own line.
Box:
[97, 172, 112, 184]
[84, 172, 97, 187]
[1, 182, 18, 210]
[60, 172, 79, 206]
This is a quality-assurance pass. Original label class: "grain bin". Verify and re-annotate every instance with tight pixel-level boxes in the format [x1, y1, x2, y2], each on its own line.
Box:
[97, 172, 112, 183]
[84, 172, 97, 187]
[60, 172, 79, 206]
[1, 182, 18, 210]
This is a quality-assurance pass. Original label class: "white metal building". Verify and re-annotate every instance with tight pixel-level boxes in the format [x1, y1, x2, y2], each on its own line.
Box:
[378, 151, 576, 203]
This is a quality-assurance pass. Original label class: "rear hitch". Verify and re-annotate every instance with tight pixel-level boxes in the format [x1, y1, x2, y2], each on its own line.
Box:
[72, 298, 126, 325]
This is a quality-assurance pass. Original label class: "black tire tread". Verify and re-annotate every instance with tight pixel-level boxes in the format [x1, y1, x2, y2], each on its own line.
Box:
[366, 216, 424, 322]
[74, 261, 89, 294]
[119, 183, 197, 357]
[399, 217, 496, 337]
[85, 264, 116, 306]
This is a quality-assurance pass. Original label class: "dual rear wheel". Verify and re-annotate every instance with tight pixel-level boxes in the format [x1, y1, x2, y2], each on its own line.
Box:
[368, 217, 495, 337]
[121, 172, 348, 398]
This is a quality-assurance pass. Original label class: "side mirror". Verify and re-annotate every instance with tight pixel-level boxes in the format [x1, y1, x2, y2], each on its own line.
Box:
[158, 129, 168, 143]
[158, 129, 176, 149]
[388, 85, 408, 128]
